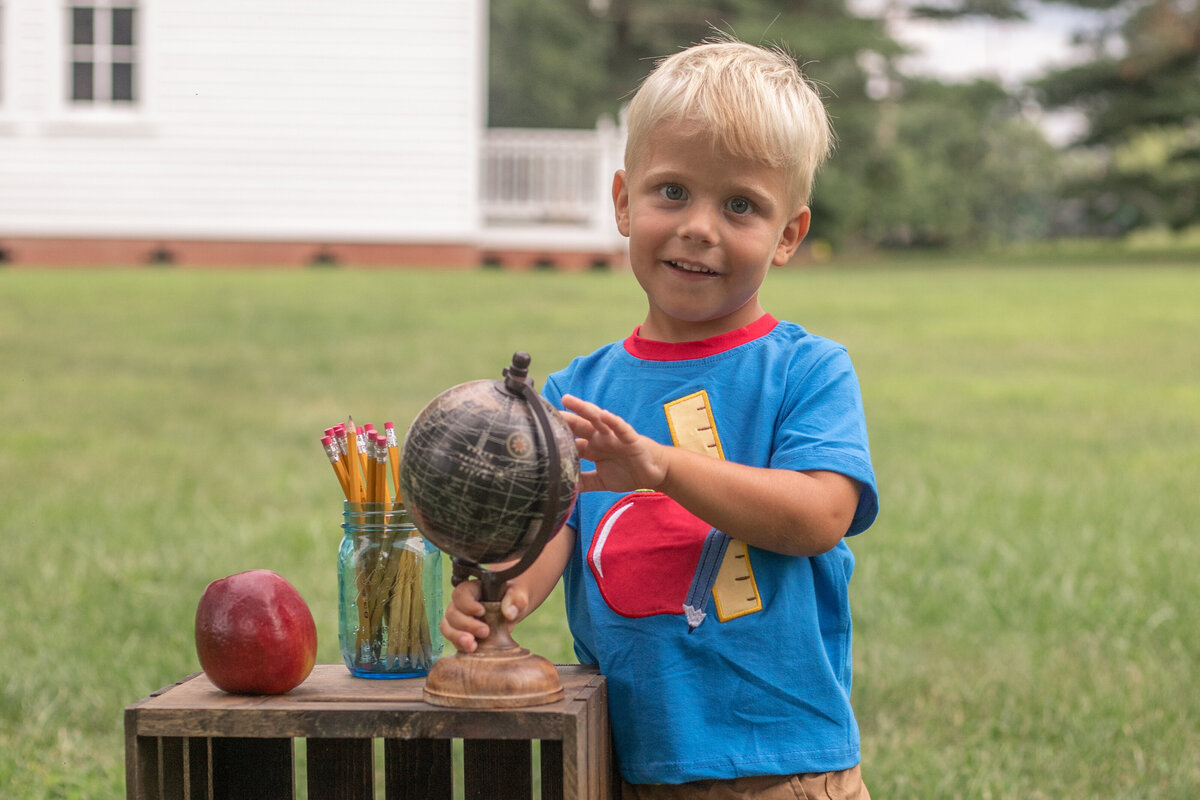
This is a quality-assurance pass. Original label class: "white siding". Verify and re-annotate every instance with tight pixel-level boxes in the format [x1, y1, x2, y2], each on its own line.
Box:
[0, 0, 486, 243]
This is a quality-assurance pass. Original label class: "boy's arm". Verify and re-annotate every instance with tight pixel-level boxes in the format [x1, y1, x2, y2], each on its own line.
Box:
[440, 525, 575, 653]
[560, 394, 858, 557]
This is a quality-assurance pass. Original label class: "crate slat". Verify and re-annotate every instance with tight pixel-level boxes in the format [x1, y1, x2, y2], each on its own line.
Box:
[125, 665, 611, 800]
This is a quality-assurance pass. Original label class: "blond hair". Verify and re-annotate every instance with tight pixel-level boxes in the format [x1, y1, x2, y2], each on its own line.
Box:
[624, 38, 833, 205]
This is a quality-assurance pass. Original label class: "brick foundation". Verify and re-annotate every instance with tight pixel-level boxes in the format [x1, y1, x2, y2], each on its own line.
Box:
[0, 237, 627, 271]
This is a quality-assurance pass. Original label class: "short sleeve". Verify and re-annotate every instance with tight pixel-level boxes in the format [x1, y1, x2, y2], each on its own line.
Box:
[771, 347, 879, 535]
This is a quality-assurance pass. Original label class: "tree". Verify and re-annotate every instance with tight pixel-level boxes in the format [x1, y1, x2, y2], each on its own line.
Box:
[1033, 0, 1200, 233]
[488, 0, 898, 130]
[487, 0, 611, 128]
[488, 0, 904, 247]
[894, 0, 1200, 234]
[820, 78, 1060, 247]
[485, 0, 1067, 248]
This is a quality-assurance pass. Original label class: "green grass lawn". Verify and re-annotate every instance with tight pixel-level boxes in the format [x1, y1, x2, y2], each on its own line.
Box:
[1, 260, 1197, 798]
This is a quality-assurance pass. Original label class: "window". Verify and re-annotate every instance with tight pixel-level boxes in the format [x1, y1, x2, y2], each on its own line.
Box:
[69, 1, 137, 104]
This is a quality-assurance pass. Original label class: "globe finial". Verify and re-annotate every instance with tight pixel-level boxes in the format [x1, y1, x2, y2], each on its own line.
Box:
[503, 351, 532, 394]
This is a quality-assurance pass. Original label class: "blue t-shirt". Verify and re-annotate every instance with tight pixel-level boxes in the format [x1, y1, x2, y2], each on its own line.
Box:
[542, 314, 878, 784]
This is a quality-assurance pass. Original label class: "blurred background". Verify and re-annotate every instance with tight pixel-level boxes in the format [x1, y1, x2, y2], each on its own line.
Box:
[2, 0, 1197, 268]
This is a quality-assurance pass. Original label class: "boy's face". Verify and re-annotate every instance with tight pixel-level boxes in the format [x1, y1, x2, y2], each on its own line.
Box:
[613, 121, 810, 343]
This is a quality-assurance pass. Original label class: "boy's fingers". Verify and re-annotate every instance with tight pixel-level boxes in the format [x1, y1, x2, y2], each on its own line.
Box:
[564, 395, 633, 440]
[576, 470, 606, 493]
[560, 393, 587, 411]
[562, 394, 604, 423]
[501, 585, 530, 623]
[440, 579, 493, 653]
[439, 617, 480, 654]
[502, 600, 519, 622]
[444, 603, 489, 636]
[558, 411, 594, 438]
[450, 579, 485, 611]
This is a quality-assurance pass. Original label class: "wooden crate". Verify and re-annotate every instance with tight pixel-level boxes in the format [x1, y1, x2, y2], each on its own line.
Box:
[125, 664, 612, 800]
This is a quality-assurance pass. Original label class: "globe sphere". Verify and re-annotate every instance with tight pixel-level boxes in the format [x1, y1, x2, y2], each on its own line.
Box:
[399, 378, 579, 565]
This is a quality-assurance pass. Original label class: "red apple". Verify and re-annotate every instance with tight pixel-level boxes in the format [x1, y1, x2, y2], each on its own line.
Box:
[194, 569, 317, 695]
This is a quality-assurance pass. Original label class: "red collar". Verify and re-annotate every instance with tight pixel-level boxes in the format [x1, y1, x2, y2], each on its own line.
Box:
[623, 314, 778, 361]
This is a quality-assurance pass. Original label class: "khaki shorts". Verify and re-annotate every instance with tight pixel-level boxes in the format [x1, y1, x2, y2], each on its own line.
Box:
[620, 764, 871, 800]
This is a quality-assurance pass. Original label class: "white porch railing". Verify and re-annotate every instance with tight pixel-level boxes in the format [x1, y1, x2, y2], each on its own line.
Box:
[480, 117, 626, 253]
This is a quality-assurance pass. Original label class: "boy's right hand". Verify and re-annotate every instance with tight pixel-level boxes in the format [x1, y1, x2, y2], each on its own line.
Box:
[439, 579, 529, 654]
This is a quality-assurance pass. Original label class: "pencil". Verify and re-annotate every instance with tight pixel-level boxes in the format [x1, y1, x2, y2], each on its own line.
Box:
[343, 418, 364, 503]
[384, 421, 401, 501]
[365, 432, 378, 504]
[374, 432, 390, 506]
[355, 425, 370, 488]
[335, 424, 355, 487]
[321, 435, 352, 500]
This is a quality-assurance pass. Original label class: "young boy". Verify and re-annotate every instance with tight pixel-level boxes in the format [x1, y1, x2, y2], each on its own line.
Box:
[443, 38, 879, 799]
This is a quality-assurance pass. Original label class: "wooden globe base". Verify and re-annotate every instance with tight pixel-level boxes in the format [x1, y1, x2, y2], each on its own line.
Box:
[423, 602, 564, 708]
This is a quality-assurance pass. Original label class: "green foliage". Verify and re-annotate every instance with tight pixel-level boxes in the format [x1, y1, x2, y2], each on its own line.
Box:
[486, 0, 1070, 249]
[1032, 0, 1200, 233]
[819, 79, 1061, 247]
[2, 263, 1199, 797]
[910, 0, 1027, 19]
[488, 0, 897, 130]
[487, 0, 1200, 243]
[488, 0, 611, 128]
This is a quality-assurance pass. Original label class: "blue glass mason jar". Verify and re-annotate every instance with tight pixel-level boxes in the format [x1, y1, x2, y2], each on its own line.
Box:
[338, 502, 443, 678]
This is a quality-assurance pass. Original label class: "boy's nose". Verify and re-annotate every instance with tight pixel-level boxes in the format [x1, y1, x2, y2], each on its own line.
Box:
[678, 206, 718, 245]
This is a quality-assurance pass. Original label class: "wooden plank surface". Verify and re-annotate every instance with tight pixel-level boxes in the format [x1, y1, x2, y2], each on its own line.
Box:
[124, 728, 151, 800]
[586, 675, 613, 800]
[128, 664, 602, 740]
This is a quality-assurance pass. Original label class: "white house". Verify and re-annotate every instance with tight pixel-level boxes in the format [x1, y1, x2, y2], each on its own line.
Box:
[0, 0, 626, 268]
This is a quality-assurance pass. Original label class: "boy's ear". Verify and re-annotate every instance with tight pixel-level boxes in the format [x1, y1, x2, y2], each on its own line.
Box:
[612, 170, 631, 237]
[772, 206, 812, 266]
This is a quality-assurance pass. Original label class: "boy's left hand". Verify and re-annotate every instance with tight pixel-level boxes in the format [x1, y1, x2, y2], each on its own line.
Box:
[559, 394, 668, 493]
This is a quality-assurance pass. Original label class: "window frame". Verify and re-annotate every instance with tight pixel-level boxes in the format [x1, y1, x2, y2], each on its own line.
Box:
[67, 0, 138, 106]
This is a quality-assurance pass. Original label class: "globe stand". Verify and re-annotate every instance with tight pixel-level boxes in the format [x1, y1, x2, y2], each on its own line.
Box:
[420, 353, 572, 709]
[422, 600, 563, 708]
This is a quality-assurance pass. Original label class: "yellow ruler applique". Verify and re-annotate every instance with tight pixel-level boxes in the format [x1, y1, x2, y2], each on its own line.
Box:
[711, 540, 762, 621]
[664, 391, 762, 621]
[664, 390, 724, 459]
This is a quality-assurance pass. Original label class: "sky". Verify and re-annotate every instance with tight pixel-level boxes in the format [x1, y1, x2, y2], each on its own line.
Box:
[860, 2, 1106, 142]
[887, 3, 1099, 85]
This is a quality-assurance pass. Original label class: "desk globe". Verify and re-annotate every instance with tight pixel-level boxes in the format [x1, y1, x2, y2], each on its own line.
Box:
[399, 352, 579, 707]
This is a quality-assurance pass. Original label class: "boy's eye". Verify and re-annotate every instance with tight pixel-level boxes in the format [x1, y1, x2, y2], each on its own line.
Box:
[660, 185, 686, 201]
[727, 197, 752, 215]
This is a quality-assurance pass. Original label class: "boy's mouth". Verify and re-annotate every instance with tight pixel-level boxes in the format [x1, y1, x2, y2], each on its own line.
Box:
[665, 259, 718, 276]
